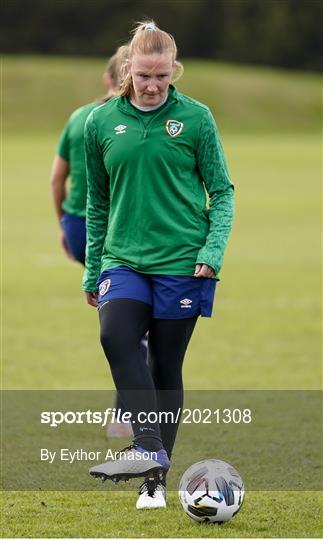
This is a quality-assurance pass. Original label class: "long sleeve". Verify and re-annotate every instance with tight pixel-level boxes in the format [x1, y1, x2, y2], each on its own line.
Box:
[195, 110, 234, 275]
[82, 112, 110, 292]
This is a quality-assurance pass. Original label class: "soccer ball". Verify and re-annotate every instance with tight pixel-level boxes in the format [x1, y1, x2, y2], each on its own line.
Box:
[178, 459, 244, 524]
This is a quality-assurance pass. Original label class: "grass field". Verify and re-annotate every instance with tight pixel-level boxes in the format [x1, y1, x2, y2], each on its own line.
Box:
[1, 56, 322, 538]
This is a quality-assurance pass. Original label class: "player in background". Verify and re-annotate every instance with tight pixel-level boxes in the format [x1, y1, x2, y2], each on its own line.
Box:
[50, 47, 127, 265]
[50, 46, 134, 438]
[84, 20, 234, 509]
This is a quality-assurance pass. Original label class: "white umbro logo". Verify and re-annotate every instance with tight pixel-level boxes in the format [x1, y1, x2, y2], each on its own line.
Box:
[180, 298, 192, 309]
[114, 124, 127, 135]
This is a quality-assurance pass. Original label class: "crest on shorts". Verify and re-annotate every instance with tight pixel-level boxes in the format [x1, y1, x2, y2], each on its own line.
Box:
[165, 119, 184, 138]
[99, 279, 111, 297]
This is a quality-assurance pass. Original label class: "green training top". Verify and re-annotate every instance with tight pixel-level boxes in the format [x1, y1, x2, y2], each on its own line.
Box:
[83, 85, 234, 292]
[57, 102, 99, 217]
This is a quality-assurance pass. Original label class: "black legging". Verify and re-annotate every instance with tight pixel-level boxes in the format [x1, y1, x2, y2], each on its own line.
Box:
[114, 335, 148, 415]
[99, 298, 197, 458]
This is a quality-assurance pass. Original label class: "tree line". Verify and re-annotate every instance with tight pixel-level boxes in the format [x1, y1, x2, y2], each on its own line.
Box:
[1, 0, 322, 71]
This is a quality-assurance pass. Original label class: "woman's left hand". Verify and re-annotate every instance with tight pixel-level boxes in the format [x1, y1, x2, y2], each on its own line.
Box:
[194, 264, 215, 278]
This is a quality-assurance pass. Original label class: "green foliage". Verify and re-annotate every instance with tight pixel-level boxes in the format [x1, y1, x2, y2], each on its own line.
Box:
[1, 0, 322, 70]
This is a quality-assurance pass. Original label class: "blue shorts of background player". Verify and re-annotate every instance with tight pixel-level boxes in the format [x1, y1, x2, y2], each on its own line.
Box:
[97, 266, 218, 319]
[61, 213, 86, 265]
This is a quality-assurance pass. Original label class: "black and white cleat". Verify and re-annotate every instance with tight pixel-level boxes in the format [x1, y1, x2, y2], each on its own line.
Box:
[89, 444, 170, 483]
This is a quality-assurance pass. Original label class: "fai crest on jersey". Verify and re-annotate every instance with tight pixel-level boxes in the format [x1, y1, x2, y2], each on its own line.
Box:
[165, 119, 184, 138]
[99, 279, 111, 297]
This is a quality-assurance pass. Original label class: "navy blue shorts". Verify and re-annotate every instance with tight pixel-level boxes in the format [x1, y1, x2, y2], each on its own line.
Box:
[61, 213, 86, 265]
[97, 266, 217, 319]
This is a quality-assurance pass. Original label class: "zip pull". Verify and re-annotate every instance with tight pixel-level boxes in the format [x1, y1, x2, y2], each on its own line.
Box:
[144, 129, 148, 139]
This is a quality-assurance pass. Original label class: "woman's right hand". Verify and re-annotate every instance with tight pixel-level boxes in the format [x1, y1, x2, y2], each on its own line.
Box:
[85, 291, 98, 307]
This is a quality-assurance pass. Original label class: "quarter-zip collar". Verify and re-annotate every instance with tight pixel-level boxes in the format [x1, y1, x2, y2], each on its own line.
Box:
[117, 84, 179, 116]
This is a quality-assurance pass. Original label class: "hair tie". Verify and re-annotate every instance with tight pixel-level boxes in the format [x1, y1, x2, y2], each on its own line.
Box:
[144, 23, 157, 31]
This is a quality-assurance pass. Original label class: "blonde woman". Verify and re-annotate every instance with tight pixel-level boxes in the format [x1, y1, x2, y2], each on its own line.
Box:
[84, 22, 234, 509]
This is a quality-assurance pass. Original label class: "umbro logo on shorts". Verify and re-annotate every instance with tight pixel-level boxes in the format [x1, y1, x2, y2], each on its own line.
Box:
[180, 298, 192, 308]
[114, 124, 127, 135]
[99, 279, 111, 296]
